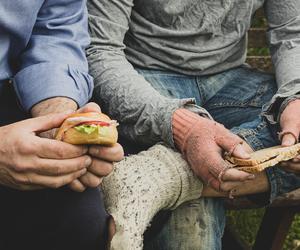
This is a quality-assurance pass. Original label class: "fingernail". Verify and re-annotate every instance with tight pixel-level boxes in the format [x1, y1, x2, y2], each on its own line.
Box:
[247, 174, 255, 180]
[241, 151, 251, 158]
[282, 137, 296, 146]
[85, 157, 92, 167]
[64, 109, 75, 115]
[80, 168, 87, 175]
[235, 145, 250, 158]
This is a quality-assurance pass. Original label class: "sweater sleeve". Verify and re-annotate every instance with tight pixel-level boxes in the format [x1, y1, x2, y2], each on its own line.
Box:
[263, 0, 300, 123]
[87, 0, 210, 147]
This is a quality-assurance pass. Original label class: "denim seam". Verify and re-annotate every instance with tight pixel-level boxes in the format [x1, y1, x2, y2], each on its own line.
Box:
[195, 78, 207, 104]
[208, 102, 262, 108]
[136, 72, 194, 78]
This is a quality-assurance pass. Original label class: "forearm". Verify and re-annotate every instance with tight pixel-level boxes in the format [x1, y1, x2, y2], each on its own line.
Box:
[88, 0, 210, 147]
[89, 50, 211, 147]
[31, 97, 77, 117]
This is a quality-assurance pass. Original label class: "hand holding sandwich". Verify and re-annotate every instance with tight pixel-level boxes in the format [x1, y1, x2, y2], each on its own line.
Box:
[32, 99, 124, 191]
[172, 109, 253, 192]
[55, 103, 124, 192]
[279, 99, 300, 174]
[0, 112, 89, 190]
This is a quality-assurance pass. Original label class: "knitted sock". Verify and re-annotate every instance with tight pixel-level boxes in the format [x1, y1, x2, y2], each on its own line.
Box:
[102, 144, 203, 250]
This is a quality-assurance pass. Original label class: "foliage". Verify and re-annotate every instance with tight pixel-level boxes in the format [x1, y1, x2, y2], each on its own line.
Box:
[226, 210, 300, 250]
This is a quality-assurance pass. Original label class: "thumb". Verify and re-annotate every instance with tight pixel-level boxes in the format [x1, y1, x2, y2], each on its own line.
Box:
[280, 119, 299, 146]
[217, 130, 250, 159]
[231, 143, 252, 159]
[25, 110, 74, 132]
[280, 100, 300, 146]
[281, 131, 298, 147]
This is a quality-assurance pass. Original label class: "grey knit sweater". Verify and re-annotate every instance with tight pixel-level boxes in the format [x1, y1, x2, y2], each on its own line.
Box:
[87, 0, 300, 147]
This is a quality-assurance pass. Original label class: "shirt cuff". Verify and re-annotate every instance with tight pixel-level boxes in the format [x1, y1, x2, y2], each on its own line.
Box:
[13, 63, 94, 111]
[262, 79, 300, 124]
[161, 98, 212, 148]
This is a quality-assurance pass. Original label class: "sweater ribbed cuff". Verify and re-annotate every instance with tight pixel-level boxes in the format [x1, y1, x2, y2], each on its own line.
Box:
[172, 108, 201, 152]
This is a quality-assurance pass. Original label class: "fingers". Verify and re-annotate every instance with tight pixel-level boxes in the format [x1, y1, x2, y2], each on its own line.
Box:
[281, 132, 298, 147]
[204, 148, 253, 182]
[232, 143, 253, 158]
[217, 129, 250, 159]
[221, 168, 255, 182]
[77, 158, 114, 188]
[292, 155, 300, 163]
[31, 156, 91, 176]
[206, 174, 221, 191]
[38, 128, 57, 139]
[77, 102, 101, 113]
[89, 143, 124, 162]
[88, 158, 114, 177]
[219, 181, 244, 192]
[79, 172, 102, 188]
[280, 99, 300, 146]
[280, 161, 300, 174]
[13, 168, 87, 189]
[25, 111, 74, 132]
[36, 138, 88, 159]
[69, 179, 86, 192]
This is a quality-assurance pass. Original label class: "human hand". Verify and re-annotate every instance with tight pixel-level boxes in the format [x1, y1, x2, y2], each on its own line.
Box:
[173, 109, 254, 192]
[67, 103, 124, 191]
[279, 99, 300, 173]
[0, 112, 90, 190]
[70, 143, 124, 191]
[280, 99, 300, 146]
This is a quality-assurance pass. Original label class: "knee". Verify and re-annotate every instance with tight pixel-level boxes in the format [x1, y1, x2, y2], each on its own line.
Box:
[56, 188, 109, 250]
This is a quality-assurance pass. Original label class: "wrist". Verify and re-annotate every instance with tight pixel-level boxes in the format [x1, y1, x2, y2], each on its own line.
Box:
[278, 95, 300, 122]
[31, 97, 77, 117]
[172, 109, 202, 152]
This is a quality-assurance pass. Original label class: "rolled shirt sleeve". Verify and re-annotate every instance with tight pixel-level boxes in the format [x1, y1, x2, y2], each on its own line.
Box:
[263, 0, 300, 122]
[13, 0, 93, 111]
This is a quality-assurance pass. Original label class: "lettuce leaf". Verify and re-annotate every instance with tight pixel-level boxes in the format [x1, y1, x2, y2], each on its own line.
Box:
[74, 125, 99, 134]
[74, 125, 111, 136]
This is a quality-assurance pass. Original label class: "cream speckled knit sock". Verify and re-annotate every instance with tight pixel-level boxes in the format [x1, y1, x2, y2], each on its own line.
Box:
[102, 144, 203, 250]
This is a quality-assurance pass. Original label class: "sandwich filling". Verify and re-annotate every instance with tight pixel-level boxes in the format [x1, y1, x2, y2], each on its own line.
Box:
[55, 115, 118, 141]
[74, 121, 112, 135]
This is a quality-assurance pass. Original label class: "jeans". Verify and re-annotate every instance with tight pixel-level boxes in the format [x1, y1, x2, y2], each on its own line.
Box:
[0, 82, 108, 250]
[137, 65, 300, 249]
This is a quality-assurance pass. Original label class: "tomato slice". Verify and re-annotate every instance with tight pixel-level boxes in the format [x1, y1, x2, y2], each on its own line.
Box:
[77, 121, 111, 127]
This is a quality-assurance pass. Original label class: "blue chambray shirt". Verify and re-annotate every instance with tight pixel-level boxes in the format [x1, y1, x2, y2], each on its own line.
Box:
[0, 0, 93, 111]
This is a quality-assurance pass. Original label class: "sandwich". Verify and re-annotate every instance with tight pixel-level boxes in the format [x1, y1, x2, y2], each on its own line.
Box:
[225, 143, 300, 173]
[55, 112, 118, 145]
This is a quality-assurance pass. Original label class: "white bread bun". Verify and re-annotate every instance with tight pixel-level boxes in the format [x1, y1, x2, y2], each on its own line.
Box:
[55, 112, 118, 145]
